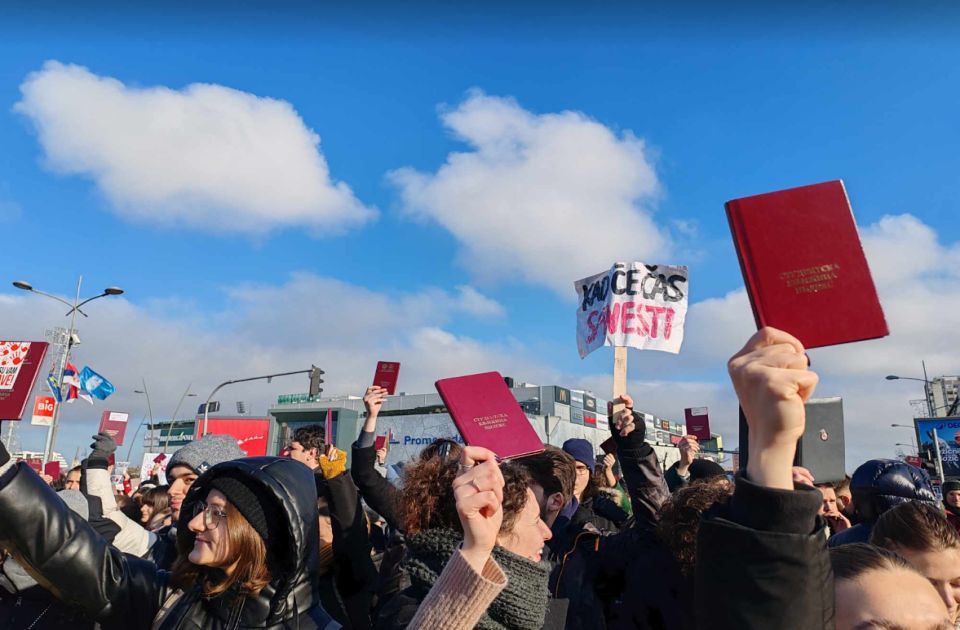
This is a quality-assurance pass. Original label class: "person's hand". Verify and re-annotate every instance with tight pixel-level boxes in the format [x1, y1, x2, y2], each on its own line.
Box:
[364, 386, 388, 419]
[40, 473, 54, 485]
[453, 446, 504, 572]
[123, 471, 131, 480]
[728, 327, 818, 490]
[678, 435, 699, 474]
[609, 394, 636, 437]
[602, 453, 616, 470]
[89, 432, 117, 462]
[792, 466, 815, 487]
[376, 447, 388, 465]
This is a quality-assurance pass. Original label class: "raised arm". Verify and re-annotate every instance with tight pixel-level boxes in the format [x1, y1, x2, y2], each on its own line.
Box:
[0, 441, 166, 628]
[608, 394, 670, 528]
[84, 433, 157, 557]
[351, 386, 402, 530]
[695, 327, 833, 629]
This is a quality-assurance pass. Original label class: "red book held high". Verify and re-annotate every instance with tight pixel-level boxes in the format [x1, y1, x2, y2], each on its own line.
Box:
[435, 371, 544, 460]
[725, 180, 888, 349]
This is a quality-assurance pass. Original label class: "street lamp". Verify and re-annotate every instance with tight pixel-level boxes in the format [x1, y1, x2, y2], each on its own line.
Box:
[134, 380, 154, 452]
[886, 364, 944, 482]
[14, 276, 124, 465]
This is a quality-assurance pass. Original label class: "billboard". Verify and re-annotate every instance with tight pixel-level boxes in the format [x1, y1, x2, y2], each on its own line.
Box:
[0, 341, 48, 421]
[31, 395, 56, 426]
[915, 417, 960, 479]
[196, 417, 270, 457]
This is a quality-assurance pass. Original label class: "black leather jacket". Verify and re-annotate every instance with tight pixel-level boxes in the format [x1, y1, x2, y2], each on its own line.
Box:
[0, 457, 340, 629]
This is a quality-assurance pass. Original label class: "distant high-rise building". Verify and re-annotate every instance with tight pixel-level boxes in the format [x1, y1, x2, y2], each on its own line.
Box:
[927, 376, 960, 417]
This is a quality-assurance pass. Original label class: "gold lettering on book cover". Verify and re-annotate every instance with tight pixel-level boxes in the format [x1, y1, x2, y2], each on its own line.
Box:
[778, 263, 840, 295]
[473, 413, 509, 431]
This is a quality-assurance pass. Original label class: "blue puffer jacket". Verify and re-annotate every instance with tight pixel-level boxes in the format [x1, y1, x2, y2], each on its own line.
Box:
[828, 458, 937, 547]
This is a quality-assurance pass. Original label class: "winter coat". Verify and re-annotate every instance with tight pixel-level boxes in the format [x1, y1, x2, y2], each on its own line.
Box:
[696, 477, 834, 629]
[828, 458, 937, 548]
[548, 414, 674, 630]
[315, 470, 379, 630]
[0, 557, 96, 630]
[376, 528, 552, 630]
[0, 457, 340, 629]
[351, 439, 401, 532]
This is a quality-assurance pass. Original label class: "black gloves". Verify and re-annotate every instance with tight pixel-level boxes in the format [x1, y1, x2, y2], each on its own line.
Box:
[88, 432, 117, 465]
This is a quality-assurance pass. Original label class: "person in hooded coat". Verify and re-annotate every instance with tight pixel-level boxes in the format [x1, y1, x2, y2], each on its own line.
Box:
[827, 458, 938, 547]
[0, 438, 339, 630]
[0, 489, 97, 630]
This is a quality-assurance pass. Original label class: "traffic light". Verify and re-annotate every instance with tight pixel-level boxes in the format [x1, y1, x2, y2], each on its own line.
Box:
[309, 365, 325, 397]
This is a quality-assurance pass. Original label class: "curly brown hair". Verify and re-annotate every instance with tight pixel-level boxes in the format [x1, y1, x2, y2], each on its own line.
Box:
[397, 445, 530, 536]
[655, 476, 734, 576]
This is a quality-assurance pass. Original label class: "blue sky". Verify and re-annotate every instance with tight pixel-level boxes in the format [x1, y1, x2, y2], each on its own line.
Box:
[2, 3, 960, 467]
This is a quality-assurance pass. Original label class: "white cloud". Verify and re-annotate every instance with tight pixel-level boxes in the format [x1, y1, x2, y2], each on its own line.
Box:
[14, 61, 376, 234]
[389, 90, 670, 297]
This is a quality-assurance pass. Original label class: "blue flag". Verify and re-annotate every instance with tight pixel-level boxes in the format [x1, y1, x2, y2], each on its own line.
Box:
[79, 366, 115, 400]
[46, 373, 62, 403]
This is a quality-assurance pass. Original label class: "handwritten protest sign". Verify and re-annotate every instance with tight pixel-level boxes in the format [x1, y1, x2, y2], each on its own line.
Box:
[575, 262, 689, 359]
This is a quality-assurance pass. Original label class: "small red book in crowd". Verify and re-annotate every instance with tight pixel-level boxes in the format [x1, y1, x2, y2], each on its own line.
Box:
[435, 371, 544, 460]
[373, 361, 401, 395]
[725, 180, 888, 349]
[684, 407, 711, 441]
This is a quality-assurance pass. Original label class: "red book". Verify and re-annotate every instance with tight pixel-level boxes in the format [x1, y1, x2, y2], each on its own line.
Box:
[374, 435, 388, 452]
[684, 407, 711, 441]
[435, 371, 544, 460]
[725, 180, 888, 349]
[373, 361, 401, 395]
[98, 411, 129, 445]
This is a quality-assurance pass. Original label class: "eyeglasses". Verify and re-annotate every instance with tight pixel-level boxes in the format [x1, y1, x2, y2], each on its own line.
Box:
[191, 501, 228, 530]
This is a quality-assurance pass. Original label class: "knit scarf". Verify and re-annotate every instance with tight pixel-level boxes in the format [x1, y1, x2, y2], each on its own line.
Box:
[404, 528, 550, 630]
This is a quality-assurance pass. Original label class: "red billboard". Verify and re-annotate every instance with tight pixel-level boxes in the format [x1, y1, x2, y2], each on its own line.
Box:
[0, 342, 49, 421]
[196, 418, 270, 456]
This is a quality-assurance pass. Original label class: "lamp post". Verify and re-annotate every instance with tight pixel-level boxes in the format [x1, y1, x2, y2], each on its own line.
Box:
[886, 366, 945, 482]
[134, 380, 154, 452]
[125, 413, 148, 463]
[13, 277, 124, 465]
[162, 385, 197, 453]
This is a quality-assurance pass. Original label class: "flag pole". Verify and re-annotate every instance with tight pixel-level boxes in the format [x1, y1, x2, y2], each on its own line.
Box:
[612, 346, 628, 420]
[43, 276, 82, 466]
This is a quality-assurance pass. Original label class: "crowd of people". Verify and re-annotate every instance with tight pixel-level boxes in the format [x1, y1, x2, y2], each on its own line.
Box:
[0, 327, 958, 629]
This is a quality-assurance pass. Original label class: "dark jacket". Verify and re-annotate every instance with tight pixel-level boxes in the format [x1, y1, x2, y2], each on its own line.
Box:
[569, 494, 629, 535]
[0, 563, 96, 630]
[316, 470, 379, 630]
[828, 458, 938, 548]
[0, 458, 340, 629]
[696, 477, 834, 629]
[351, 440, 401, 532]
[548, 415, 672, 630]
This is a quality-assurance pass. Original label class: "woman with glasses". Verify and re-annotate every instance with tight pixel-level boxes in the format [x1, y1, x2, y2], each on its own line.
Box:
[0, 439, 340, 629]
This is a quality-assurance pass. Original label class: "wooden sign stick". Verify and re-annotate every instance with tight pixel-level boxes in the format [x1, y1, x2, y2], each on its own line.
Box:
[612, 346, 628, 422]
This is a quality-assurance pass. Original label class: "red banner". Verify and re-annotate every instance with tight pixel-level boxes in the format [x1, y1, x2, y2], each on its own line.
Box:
[195, 418, 270, 456]
[0, 342, 49, 421]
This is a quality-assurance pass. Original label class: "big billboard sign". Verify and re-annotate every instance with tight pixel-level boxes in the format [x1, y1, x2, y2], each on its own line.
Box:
[0, 341, 48, 421]
[915, 417, 960, 480]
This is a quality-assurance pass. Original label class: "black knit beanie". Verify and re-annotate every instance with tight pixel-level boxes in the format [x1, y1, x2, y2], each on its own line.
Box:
[208, 474, 284, 548]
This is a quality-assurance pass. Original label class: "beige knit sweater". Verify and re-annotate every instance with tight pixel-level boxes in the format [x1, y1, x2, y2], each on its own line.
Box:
[407, 549, 508, 630]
